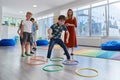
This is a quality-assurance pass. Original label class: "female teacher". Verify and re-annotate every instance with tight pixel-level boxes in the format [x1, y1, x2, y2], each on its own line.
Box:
[64, 9, 77, 56]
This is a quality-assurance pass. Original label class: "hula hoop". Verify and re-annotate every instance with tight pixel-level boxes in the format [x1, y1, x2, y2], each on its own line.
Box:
[27, 59, 46, 66]
[42, 64, 63, 72]
[75, 68, 98, 78]
[50, 57, 64, 62]
[62, 60, 79, 65]
[30, 56, 44, 61]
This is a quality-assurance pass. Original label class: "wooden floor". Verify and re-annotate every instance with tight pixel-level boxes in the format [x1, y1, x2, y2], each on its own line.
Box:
[0, 44, 120, 80]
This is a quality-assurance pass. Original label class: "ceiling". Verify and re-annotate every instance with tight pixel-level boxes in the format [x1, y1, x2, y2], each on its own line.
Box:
[0, 0, 76, 16]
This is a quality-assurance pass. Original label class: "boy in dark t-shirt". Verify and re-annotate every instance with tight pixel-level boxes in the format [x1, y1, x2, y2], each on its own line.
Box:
[47, 15, 71, 62]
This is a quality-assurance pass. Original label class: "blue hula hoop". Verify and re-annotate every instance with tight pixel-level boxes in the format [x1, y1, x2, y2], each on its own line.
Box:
[62, 60, 79, 66]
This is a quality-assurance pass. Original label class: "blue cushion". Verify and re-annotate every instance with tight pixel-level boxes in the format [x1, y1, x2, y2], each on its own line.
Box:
[36, 40, 48, 46]
[0, 39, 16, 46]
[14, 36, 19, 43]
[101, 40, 120, 50]
[14, 36, 19, 40]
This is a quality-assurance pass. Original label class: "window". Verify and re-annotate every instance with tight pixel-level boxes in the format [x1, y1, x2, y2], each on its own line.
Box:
[37, 19, 44, 39]
[91, 5, 106, 36]
[37, 18, 47, 39]
[37, 15, 53, 39]
[77, 6, 90, 36]
[37, 0, 120, 38]
[46, 17, 53, 39]
[73, 8, 77, 17]
[109, 2, 120, 36]
[2, 16, 22, 27]
[47, 17, 53, 27]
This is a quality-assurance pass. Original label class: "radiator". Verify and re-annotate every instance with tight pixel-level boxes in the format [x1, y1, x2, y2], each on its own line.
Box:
[77, 37, 102, 47]
[77, 37, 120, 47]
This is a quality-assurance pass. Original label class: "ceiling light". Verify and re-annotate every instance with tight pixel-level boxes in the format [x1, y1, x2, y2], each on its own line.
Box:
[33, 5, 37, 8]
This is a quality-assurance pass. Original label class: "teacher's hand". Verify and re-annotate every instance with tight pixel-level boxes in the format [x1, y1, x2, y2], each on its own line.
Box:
[65, 23, 69, 26]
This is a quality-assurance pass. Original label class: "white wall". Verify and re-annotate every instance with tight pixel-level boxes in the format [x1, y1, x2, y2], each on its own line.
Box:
[0, 25, 18, 40]
[2, 13, 24, 19]
[8, 27, 18, 38]
[0, 25, 8, 39]
[0, 5, 2, 25]
[0, 4, 2, 40]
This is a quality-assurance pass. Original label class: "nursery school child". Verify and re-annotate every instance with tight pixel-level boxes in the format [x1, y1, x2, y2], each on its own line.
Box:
[46, 15, 71, 62]
[30, 18, 38, 54]
[21, 12, 33, 57]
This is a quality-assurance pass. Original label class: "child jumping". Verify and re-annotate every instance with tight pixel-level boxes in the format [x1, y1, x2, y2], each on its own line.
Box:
[47, 15, 71, 62]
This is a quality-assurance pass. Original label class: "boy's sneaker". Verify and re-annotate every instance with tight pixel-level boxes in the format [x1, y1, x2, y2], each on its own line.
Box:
[32, 47, 37, 51]
[21, 53, 26, 57]
[30, 51, 34, 54]
[71, 53, 74, 55]
[25, 53, 32, 56]
[63, 60, 71, 64]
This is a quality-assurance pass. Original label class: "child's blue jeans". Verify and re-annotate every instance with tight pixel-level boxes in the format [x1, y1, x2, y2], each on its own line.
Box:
[47, 38, 70, 60]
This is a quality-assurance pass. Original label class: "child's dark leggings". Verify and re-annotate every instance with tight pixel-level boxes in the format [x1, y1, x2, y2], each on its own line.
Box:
[47, 38, 70, 60]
